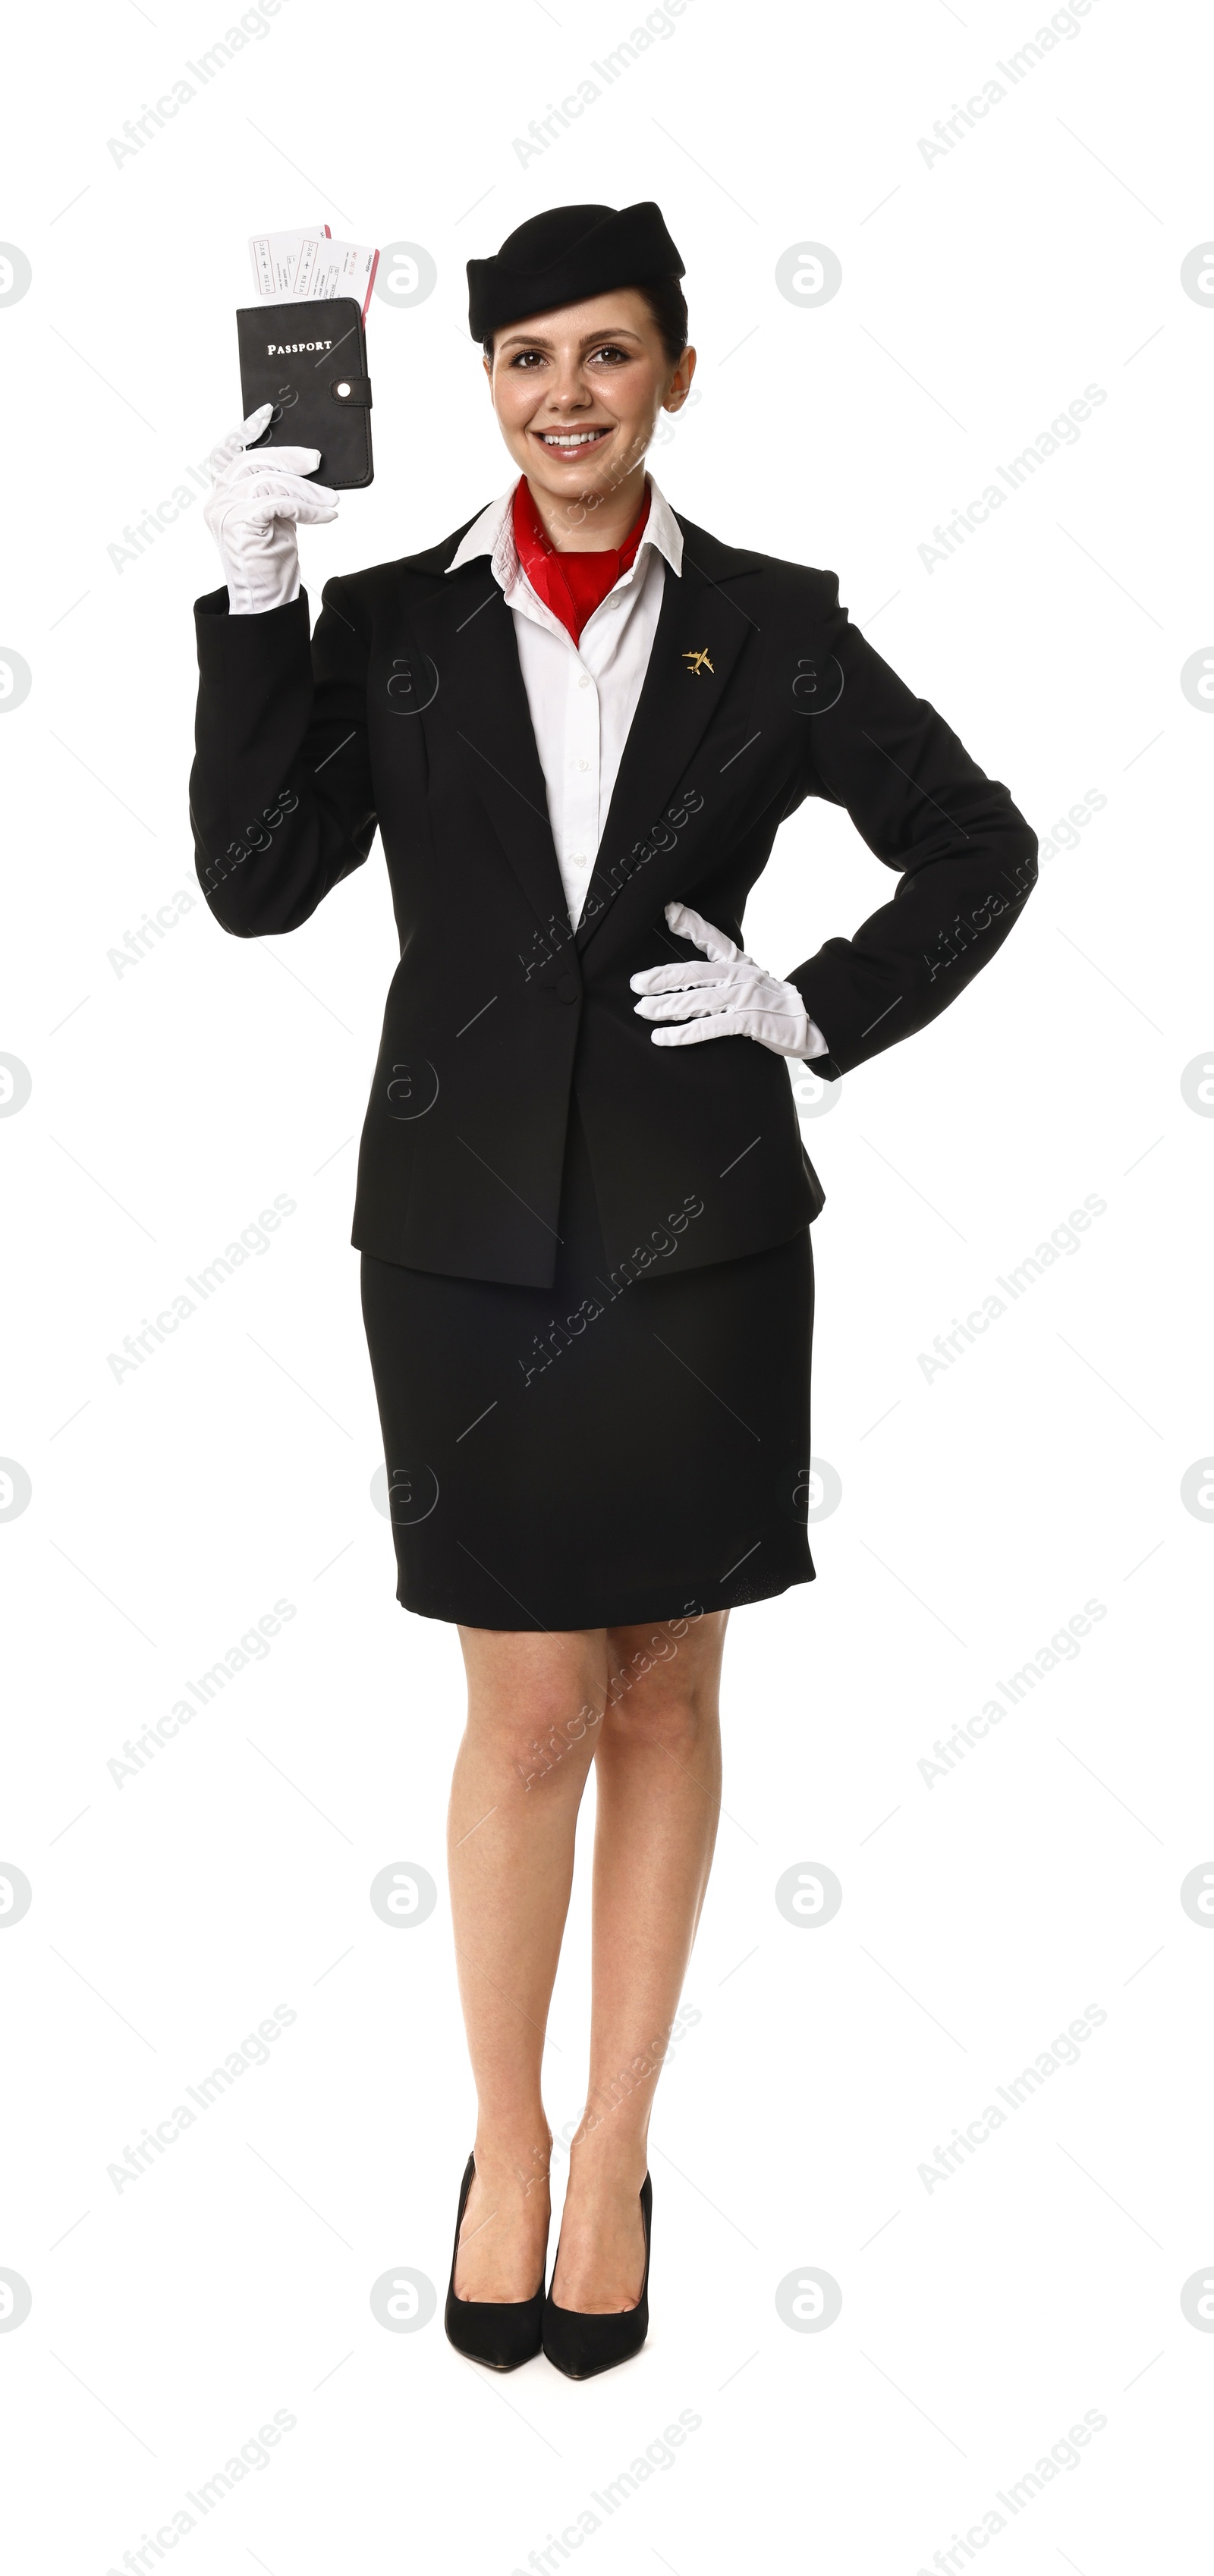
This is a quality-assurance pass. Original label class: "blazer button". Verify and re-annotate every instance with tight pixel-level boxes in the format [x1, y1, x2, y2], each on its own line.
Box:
[555, 972, 579, 1004]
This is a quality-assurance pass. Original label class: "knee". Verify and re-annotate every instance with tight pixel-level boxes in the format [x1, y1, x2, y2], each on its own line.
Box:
[469, 1688, 603, 1791]
[599, 1665, 716, 1758]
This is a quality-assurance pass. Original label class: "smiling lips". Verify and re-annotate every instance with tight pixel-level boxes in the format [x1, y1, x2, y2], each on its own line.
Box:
[534, 426, 612, 454]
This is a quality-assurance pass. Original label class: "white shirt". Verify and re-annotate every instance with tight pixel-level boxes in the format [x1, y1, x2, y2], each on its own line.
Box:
[448, 473, 682, 929]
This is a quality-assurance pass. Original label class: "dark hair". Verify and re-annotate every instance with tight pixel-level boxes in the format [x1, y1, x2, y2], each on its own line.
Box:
[640, 275, 690, 364]
[483, 275, 688, 367]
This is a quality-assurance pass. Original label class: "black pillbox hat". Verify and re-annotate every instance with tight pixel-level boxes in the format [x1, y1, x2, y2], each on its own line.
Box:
[467, 199, 684, 341]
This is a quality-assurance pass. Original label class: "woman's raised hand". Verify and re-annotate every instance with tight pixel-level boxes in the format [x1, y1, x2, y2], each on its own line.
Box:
[203, 404, 338, 616]
[631, 901, 830, 1060]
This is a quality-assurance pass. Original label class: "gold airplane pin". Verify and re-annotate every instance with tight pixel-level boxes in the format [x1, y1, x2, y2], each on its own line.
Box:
[682, 647, 714, 677]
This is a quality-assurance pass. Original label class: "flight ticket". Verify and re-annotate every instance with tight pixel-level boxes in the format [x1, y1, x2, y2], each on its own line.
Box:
[248, 226, 379, 318]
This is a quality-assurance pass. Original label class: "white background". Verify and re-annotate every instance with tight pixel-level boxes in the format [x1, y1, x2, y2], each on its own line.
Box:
[3, 1, 1212, 2568]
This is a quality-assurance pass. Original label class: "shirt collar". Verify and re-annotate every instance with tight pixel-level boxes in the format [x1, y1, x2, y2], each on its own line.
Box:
[447, 472, 683, 586]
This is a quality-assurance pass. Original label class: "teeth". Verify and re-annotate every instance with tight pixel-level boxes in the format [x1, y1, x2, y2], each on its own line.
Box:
[540, 431, 605, 446]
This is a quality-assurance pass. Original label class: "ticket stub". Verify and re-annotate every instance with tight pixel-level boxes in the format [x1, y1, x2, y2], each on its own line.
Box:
[248, 229, 379, 319]
[247, 226, 332, 299]
[302, 237, 379, 316]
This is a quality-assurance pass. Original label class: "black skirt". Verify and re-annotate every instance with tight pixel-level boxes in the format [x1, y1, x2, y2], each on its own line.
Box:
[360, 1101, 816, 1631]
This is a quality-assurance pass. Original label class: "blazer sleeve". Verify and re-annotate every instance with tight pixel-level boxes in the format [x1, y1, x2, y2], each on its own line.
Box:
[783, 581, 1038, 1077]
[188, 576, 377, 936]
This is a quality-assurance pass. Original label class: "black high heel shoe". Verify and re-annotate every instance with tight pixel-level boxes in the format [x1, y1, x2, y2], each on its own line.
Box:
[542, 2174, 653, 2380]
[443, 2153, 546, 2370]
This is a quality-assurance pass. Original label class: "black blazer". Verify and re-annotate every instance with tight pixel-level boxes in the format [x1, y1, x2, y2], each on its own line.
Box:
[189, 514, 1037, 1287]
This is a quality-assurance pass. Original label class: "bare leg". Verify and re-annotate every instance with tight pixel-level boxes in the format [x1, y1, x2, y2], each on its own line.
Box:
[448, 1625, 607, 2300]
[551, 1610, 728, 2310]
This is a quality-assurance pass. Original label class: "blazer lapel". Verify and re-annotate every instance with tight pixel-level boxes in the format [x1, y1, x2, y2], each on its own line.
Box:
[575, 523, 762, 955]
[417, 565, 569, 941]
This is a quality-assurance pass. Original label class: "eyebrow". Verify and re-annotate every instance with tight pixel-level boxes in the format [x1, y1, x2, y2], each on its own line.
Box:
[496, 325, 644, 353]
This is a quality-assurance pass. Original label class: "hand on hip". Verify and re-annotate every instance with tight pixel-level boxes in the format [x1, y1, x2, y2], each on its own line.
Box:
[631, 902, 829, 1059]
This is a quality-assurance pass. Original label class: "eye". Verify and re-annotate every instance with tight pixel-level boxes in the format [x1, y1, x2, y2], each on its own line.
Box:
[587, 343, 631, 365]
[508, 348, 547, 368]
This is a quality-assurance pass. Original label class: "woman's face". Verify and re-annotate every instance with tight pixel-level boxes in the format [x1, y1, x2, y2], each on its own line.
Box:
[485, 288, 696, 529]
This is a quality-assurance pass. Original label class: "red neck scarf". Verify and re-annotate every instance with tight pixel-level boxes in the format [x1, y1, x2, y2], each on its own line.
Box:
[511, 476, 652, 645]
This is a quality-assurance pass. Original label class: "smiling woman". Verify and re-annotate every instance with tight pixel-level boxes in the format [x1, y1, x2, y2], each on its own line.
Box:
[189, 193, 1039, 2388]
[478, 240, 693, 554]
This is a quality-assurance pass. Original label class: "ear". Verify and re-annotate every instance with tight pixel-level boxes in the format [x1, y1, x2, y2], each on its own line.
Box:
[663, 345, 697, 412]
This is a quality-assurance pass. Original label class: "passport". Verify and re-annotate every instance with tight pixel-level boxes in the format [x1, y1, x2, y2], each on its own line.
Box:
[235, 297, 373, 489]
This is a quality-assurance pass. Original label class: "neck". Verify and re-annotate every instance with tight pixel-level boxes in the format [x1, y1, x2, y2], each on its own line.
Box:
[525, 457, 649, 552]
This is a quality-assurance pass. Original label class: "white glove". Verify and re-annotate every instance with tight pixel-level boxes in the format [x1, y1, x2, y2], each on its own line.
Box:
[203, 404, 338, 615]
[631, 902, 832, 1057]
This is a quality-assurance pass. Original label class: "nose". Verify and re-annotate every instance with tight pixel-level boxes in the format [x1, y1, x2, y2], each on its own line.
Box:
[546, 361, 594, 412]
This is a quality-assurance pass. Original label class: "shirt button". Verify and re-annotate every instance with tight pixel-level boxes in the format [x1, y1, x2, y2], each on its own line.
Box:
[577, 674, 591, 690]
[576, 758, 590, 771]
